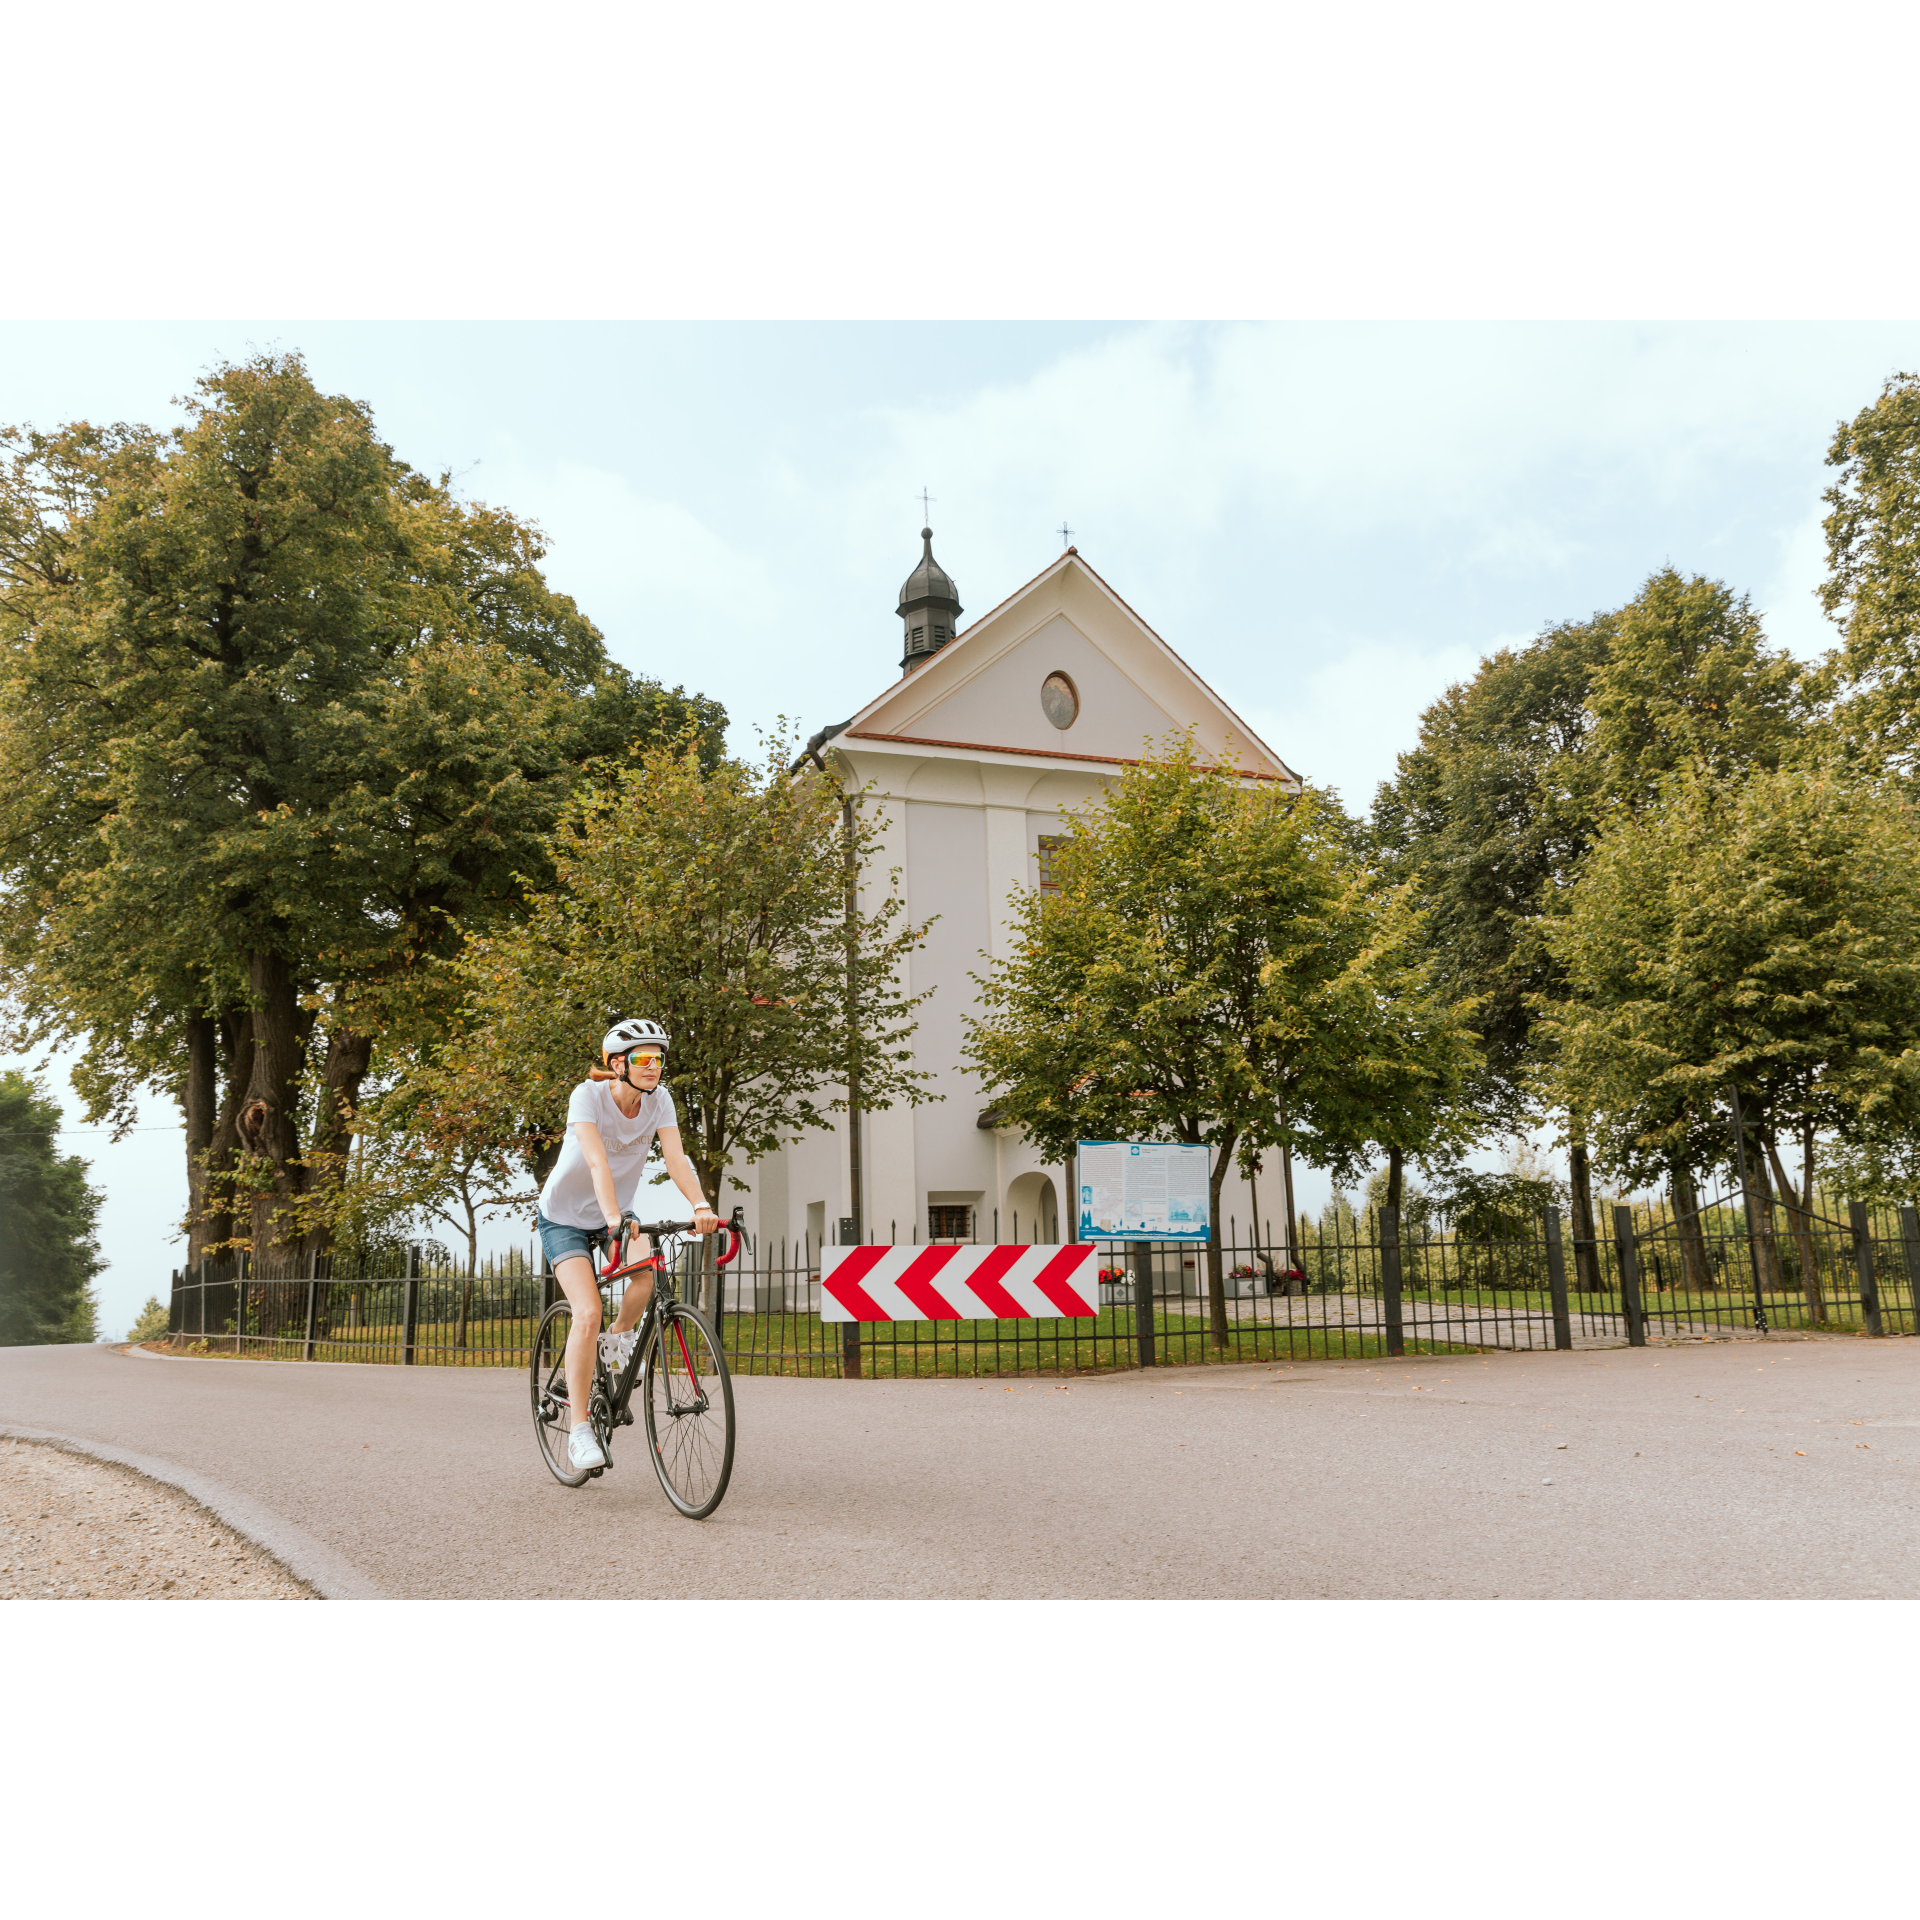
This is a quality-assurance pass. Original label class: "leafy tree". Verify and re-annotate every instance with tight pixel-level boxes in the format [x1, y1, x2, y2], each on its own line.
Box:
[1372, 612, 1612, 1271]
[0, 353, 722, 1267]
[0, 1072, 102, 1344]
[387, 731, 935, 1230]
[966, 738, 1480, 1347]
[1541, 766, 1920, 1244]
[1819, 371, 1920, 778]
[127, 1295, 171, 1342]
[1374, 568, 1810, 1282]
[1587, 568, 1806, 810]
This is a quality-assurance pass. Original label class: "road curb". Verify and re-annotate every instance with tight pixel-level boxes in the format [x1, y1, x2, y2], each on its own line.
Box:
[0, 1423, 385, 1600]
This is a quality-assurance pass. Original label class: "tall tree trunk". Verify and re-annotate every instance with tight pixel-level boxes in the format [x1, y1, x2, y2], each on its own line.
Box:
[1801, 1116, 1826, 1323]
[461, 1176, 479, 1274]
[1568, 1124, 1601, 1293]
[189, 1008, 253, 1264]
[1766, 1127, 1824, 1324]
[1206, 1129, 1235, 1349]
[301, 1015, 374, 1258]
[183, 1009, 217, 1263]
[1385, 1146, 1404, 1212]
[1281, 1140, 1297, 1269]
[1742, 1127, 1785, 1299]
[239, 948, 308, 1268]
[1670, 1161, 1713, 1291]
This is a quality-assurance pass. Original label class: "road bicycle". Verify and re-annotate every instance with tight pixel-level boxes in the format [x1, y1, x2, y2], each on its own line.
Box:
[530, 1208, 740, 1518]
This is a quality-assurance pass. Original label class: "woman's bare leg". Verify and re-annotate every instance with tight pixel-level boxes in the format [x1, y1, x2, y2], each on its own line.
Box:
[552, 1255, 603, 1434]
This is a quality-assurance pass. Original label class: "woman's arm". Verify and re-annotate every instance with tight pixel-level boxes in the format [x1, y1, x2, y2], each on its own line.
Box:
[656, 1126, 716, 1231]
[573, 1123, 623, 1232]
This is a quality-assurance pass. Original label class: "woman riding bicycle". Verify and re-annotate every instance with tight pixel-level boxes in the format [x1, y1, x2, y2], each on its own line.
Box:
[535, 1017, 717, 1473]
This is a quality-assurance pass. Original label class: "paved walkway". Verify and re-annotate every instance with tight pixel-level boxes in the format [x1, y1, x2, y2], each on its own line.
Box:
[2, 1338, 1916, 1598]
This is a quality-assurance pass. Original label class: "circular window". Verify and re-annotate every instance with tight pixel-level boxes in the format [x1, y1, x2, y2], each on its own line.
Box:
[1040, 671, 1079, 730]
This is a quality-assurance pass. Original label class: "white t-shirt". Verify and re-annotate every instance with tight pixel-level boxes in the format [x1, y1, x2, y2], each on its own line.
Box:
[537, 1079, 679, 1229]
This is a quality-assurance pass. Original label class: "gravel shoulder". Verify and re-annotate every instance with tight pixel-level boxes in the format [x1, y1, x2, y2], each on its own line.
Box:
[0, 1436, 315, 1601]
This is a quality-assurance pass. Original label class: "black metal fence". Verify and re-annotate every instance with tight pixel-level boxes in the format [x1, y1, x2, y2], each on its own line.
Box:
[165, 1245, 548, 1367]
[162, 1187, 1920, 1379]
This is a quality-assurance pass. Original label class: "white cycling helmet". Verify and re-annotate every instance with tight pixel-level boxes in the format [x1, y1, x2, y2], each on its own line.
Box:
[601, 1017, 669, 1058]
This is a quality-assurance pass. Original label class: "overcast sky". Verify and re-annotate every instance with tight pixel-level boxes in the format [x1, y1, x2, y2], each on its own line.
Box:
[8, 318, 1920, 1335]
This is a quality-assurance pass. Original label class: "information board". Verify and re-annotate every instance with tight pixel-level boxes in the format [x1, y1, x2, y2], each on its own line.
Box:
[1075, 1141, 1211, 1242]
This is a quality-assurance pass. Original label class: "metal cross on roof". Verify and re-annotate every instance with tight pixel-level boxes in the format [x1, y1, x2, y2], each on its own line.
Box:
[919, 487, 935, 523]
[1058, 521, 1074, 550]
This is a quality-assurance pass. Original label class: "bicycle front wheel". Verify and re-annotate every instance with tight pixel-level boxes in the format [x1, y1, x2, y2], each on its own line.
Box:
[531, 1300, 591, 1488]
[641, 1303, 735, 1518]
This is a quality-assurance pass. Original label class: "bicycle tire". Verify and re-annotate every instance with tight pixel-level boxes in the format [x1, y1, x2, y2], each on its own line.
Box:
[531, 1300, 593, 1488]
[641, 1302, 735, 1518]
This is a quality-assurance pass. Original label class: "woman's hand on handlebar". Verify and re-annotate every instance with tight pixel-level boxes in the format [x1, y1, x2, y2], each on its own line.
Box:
[689, 1199, 719, 1235]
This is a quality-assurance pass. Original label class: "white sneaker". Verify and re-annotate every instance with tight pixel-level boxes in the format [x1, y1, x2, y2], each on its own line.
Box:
[598, 1329, 639, 1373]
[567, 1424, 609, 1471]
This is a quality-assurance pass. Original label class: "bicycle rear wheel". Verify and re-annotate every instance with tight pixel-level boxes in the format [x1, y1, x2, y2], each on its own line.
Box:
[531, 1300, 591, 1488]
[641, 1303, 735, 1518]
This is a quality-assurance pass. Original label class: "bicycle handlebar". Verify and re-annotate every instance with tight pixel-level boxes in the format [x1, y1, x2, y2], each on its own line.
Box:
[602, 1207, 748, 1280]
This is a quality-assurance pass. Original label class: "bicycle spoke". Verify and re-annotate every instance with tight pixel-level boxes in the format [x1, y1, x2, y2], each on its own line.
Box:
[643, 1306, 735, 1518]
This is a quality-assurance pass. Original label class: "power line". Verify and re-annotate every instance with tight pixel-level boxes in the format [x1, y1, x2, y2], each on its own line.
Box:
[0, 1124, 184, 1138]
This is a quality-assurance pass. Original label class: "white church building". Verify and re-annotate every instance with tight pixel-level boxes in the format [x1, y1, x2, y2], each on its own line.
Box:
[731, 530, 1302, 1265]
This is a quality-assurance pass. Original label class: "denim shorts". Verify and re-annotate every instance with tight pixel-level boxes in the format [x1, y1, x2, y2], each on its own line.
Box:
[536, 1212, 611, 1271]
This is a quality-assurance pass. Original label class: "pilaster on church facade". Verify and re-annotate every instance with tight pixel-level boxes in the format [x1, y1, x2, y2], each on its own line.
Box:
[726, 531, 1301, 1262]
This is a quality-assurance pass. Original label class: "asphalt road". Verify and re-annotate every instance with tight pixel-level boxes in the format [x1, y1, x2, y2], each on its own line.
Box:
[3, 1338, 1916, 1598]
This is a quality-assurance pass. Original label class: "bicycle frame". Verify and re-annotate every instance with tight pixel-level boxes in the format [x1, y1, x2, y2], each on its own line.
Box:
[588, 1210, 741, 1449]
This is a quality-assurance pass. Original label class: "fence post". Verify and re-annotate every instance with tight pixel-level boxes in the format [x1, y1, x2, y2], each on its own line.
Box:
[1848, 1201, 1883, 1338]
[403, 1244, 420, 1365]
[837, 1223, 863, 1380]
[1900, 1207, 1920, 1339]
[302, 1247, 319, 1361]
[235, 1255, 247, 1354]
[1132, 1240, 1156, 1368]
[1379, 1205, 1405, 1357]
[1612, 1207, 1647, 1347]
[1544, 1207, 1573, 1352]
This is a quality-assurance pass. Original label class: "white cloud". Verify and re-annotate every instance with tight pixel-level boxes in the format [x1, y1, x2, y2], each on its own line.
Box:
[1760, 502, 1839, 662]
[464, 451, 787, 697]
[1242, 634, 1500, 808]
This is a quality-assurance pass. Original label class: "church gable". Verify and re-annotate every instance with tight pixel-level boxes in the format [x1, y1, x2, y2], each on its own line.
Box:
[891, 609, 1175, 760]
[847, 550, 1296, 781]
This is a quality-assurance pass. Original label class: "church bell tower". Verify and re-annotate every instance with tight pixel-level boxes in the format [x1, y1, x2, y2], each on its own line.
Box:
[897, 527, 962, 673]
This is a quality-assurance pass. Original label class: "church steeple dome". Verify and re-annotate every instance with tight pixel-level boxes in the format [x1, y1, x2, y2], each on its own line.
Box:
[897, 527, 962, 673]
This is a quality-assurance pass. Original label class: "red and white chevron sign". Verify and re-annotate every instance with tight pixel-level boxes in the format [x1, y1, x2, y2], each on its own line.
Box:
[820, 1243, 1100, 1322]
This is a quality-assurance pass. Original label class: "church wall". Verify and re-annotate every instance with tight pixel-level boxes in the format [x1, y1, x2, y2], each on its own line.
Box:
[755, 1103, 842, 1254]
[904, 796, 996, 1238]
[854, 782, 918, 1243]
